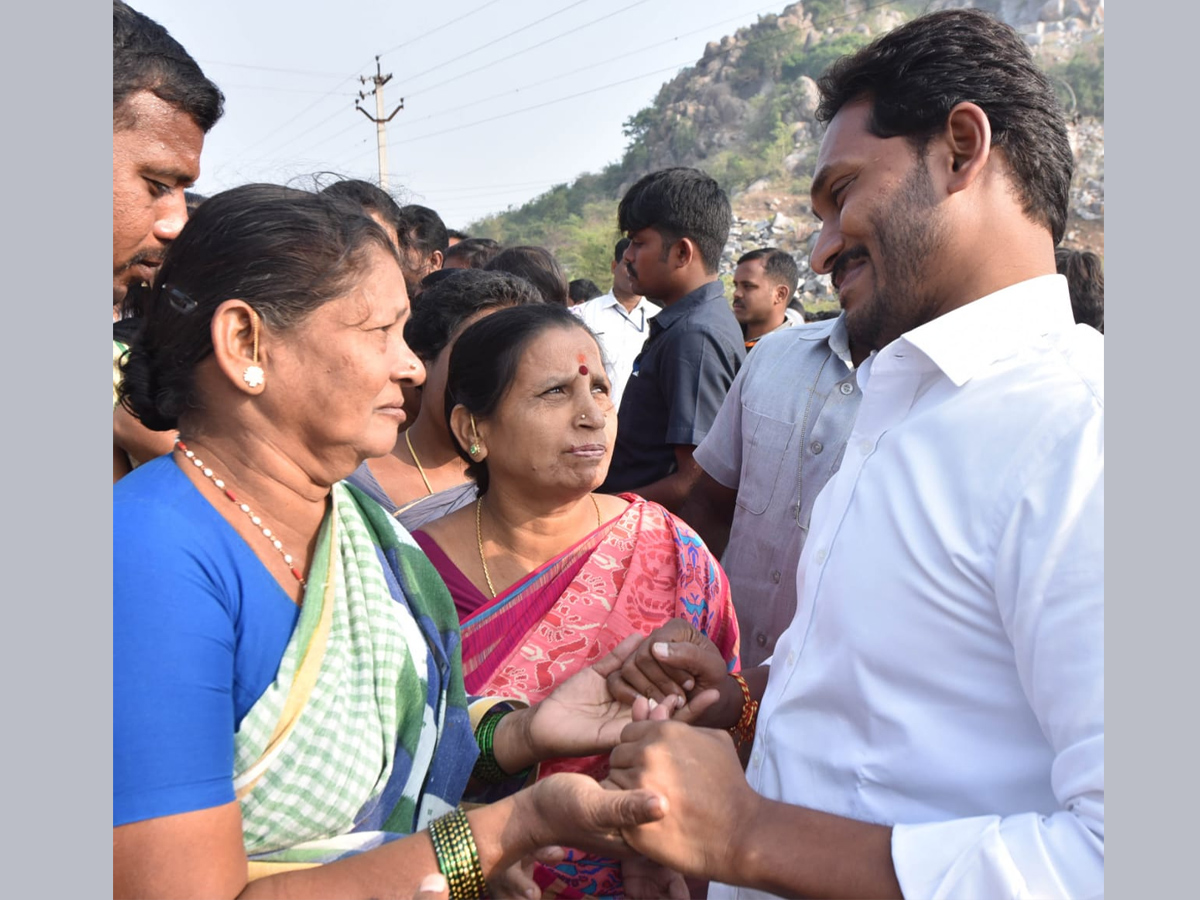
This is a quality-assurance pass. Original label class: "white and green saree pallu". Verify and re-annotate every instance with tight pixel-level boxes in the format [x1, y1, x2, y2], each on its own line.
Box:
[234, 482, 477, 880]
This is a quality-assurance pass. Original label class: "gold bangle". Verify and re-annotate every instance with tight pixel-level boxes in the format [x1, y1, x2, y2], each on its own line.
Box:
[430, 808, 489, 899]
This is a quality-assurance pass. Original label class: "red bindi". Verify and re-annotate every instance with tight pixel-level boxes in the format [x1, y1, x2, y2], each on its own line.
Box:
[579, 364, 589, 375]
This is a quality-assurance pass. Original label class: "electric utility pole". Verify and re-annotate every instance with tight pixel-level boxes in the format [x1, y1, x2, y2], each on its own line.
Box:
[356, 56, 404, 190]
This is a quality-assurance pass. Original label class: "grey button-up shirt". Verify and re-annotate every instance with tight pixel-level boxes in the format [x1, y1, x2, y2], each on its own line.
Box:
[693, 314, 860, 667]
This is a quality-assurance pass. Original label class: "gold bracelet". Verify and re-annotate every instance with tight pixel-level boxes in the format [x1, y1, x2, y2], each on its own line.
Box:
[429, 808, 489, 899]
[728, 672, 760, 750]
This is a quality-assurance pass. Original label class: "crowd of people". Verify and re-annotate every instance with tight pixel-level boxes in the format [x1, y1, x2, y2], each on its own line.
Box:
[113, 2, 1104, 898]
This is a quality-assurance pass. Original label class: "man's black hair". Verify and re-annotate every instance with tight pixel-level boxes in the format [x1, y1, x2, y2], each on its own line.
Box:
[484, 245, 570, 306]
[1055, 248, 1104, 334]
[569, 279, 603, 305]
[815, 8, 1073, 244]
[113, 1, 224, 132]
[320, 179, 402, 232]
[613, 237, 632, 264]
[446, 229, 470, 242]
[397, 204, 450, 256]
[737, 248, 800, 298]
[617, 167, 732, 274]
[444, 237, 502, 269]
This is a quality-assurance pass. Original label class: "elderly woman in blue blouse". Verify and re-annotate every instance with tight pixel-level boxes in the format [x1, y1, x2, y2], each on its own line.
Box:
[113, 185, 682, 900]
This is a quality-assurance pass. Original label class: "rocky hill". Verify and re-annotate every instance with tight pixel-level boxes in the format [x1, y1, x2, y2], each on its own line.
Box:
[469, 0, 1104, 310]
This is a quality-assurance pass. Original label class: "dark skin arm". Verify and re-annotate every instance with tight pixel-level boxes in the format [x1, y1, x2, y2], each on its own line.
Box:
[607, 721, 903, 899]
[675, 469, 738, 558]
[628, 446, 703, 515]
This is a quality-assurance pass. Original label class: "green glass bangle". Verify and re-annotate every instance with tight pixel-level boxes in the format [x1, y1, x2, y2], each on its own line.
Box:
[473, 708, 534, 785]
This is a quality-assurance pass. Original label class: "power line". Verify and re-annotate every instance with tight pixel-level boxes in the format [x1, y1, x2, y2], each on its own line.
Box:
[236, 74, 365, 159]
[198, 59, 351, 78]
[395, 0, 591, 88]
[220, 82, 359, 96]
[244, 0, 908, 181]
[376, 0, 505, 58]
[406, 0, 655, 100]
[358, 59, 691, 156]
[403, 1, 803, 127]
[385, 0, 910, 148]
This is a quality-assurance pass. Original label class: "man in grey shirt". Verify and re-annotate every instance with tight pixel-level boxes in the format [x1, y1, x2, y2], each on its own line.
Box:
[683, 313, 863, 666]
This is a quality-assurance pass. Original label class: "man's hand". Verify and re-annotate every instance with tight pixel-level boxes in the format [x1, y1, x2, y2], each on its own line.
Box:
[605, 721, 761, 883]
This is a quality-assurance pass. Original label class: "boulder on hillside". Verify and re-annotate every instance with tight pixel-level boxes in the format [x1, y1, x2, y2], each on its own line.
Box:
[795, 76, 821, 121]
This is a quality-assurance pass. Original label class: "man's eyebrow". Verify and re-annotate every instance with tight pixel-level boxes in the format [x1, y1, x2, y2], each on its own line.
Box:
[809, 165, 833, 223]
[143, 165, 196, 188]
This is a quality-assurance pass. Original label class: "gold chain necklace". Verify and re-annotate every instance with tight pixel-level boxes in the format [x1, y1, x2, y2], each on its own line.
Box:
[405, 428, 434, 496]
[476, 494, 603, 598]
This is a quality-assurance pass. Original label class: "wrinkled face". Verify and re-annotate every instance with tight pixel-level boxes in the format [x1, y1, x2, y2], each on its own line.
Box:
[810, 101, 949, 351]
[478, 326, 616, 501]
[113, 91, 205, 304]
[265, 248, 425, 475]
[732, 258, 784, 329]
[622, 227, 674, 301]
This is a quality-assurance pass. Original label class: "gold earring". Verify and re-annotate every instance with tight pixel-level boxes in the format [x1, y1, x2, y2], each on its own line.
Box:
[468, 413, 481, 457]
[242, 309, 265, 388]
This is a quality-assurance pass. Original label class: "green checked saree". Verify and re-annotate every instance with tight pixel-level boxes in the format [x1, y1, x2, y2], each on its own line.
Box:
[234, 482, 477, 881]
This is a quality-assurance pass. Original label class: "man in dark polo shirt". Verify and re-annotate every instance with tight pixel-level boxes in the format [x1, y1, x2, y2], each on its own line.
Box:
[600, 167, 745, 512]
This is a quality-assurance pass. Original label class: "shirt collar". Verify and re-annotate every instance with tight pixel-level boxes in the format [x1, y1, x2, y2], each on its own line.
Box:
[650, 280, 726, 332]
[894, 275, 1076, 386]
[599, 292, 656, 314]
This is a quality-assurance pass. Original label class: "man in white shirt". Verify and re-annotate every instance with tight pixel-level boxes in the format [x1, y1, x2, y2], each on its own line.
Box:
[606, 10, 1102, 898]
[571, 238, 660, 409]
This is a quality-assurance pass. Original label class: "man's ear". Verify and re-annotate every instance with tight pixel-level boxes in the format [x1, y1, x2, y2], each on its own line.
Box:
[211, 300, 268, 395]
[942, 101, 992, 194]
[773, 284, 790, 308]
[672, 237, 700, 270]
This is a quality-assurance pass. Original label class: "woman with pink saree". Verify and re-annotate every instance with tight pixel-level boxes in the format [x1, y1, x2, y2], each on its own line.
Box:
[414, 304, 740, 899]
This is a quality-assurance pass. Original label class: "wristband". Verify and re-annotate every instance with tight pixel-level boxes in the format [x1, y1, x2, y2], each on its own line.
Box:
[728, 672, 759, 750]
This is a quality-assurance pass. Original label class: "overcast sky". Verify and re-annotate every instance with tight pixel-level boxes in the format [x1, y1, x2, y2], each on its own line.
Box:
[134, 0, 795, 229]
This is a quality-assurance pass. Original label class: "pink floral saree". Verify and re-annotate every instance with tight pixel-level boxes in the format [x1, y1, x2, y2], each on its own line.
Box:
[417, 493, 740, 897]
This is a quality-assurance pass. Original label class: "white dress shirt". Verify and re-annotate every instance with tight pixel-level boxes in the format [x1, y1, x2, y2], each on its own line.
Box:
[571, 291, 660, 410]
[711, 275, 1104, 899]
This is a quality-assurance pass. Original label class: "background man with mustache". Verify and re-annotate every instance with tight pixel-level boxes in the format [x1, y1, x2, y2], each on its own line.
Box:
[730, 248, 799, 351]
[113, 1, 224, 479]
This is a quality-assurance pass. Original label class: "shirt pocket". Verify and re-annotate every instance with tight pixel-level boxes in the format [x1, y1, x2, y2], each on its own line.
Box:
[735, 410, 796, 515]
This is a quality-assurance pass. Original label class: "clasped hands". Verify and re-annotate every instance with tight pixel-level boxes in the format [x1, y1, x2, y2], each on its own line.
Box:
[502, 622, 763, 893]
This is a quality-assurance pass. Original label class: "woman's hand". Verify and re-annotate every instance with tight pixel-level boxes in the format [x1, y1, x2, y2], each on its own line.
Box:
[518, 771, 668, 859]
[621, 854, 691, 900]
[486, 847, 564, 900]
[495, 635, 680, 770]
[607, 618, 730, 707]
